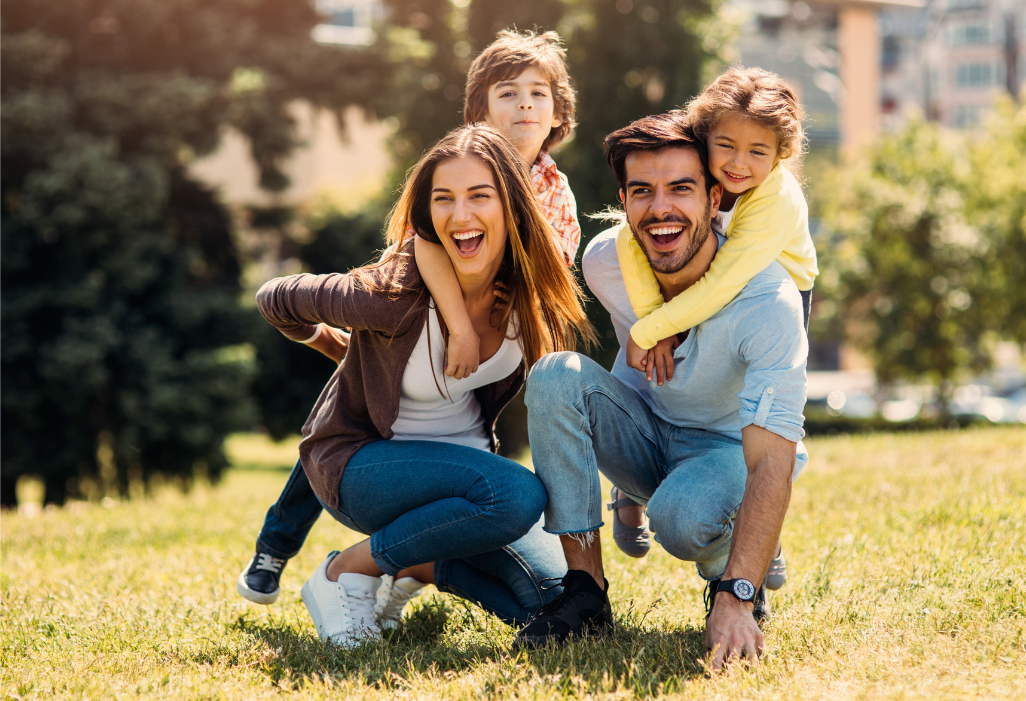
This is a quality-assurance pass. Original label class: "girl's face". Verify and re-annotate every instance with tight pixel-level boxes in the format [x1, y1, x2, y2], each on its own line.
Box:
[429, 155, 509, 282]
[707, 112, 779, 196]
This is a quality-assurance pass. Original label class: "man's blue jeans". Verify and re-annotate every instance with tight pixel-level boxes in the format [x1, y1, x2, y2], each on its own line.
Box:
[258, 440, 565, 627]
[526, 351, 756, 581]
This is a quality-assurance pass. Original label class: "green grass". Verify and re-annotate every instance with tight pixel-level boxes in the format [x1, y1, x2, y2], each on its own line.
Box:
[3, 428, 1025, 700]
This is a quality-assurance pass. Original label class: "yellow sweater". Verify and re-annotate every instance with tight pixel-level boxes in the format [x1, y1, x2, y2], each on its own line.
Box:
[616, 163, 819, 349]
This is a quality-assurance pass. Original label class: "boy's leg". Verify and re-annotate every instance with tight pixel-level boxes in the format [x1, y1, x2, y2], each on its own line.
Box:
[238, 458, 323, 604]
[434, 520, 567, 628]
[516, 351, 665, 647]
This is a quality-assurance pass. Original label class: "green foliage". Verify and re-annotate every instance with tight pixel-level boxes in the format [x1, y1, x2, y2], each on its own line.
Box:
[818, 117, 1018, 405]
[965, 96, 1026, 344]
[0, 0, 374, 503]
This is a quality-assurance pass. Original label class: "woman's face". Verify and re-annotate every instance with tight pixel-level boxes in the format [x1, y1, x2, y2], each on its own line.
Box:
[430, 155, 509, 282]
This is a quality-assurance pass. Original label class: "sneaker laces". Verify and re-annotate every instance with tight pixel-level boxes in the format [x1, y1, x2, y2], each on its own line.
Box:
[338, 587, 378, 635]
[255, 553, 285, 573]
[375, 575, 423, 622]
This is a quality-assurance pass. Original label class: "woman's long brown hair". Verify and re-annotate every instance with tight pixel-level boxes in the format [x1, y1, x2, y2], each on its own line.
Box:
[364, 123, 595, 368]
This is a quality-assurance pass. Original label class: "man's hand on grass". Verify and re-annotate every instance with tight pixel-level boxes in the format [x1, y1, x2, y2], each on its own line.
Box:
[705, 593, 764, 671]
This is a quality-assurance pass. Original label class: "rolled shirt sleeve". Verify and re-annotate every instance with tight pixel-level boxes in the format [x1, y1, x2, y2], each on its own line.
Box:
[729, 280, 808, 443]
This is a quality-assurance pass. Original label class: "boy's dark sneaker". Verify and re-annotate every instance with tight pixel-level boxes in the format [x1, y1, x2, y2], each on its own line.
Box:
[237, 550, 288, 604]
[513, 569, 614, 649]
[704, 578, 771, 623]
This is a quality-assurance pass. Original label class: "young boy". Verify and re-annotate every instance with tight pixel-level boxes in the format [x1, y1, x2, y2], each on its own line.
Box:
[237, 30, 583, 617]
[416, 29, 580, 379]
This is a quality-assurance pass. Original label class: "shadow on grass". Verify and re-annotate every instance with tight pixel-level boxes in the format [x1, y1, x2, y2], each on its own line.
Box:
[214, 597, 709, 695]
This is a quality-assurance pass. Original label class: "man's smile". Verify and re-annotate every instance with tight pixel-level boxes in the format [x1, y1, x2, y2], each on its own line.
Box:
[645, 222, 687, 251]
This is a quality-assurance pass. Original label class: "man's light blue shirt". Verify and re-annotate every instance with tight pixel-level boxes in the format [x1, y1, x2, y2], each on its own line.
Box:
[582, 226, 809, 474]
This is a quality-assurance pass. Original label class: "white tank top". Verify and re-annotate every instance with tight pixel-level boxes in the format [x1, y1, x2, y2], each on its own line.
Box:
[390, 302, 523, 450]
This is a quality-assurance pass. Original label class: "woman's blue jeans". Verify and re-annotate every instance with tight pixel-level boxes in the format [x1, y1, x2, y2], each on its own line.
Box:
[257, 440, 566, 627]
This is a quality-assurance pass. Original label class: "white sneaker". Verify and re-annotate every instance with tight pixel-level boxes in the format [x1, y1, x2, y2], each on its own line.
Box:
[374, 574, 427, 630]
[300, 551, 381, 647]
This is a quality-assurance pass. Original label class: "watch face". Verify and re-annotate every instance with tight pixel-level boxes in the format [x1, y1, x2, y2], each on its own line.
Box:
[733, 579, 756, 601]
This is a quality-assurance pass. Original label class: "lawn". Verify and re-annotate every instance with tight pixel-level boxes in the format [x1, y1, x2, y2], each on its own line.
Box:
[2, 428, 1024, 700]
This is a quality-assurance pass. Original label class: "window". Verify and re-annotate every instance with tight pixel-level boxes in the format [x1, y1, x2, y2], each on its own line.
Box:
[952, 105, 983, 128]
[955, 62, 994, 88]
[313, 0, 376, 46]
[948, 22, 992, 45]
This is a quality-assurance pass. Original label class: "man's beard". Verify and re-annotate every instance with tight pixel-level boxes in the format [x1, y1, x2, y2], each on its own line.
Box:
[629, 200, 713, 275]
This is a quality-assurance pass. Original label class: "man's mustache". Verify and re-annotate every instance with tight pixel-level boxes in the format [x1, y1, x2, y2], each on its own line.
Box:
[636, 214, 694, 232]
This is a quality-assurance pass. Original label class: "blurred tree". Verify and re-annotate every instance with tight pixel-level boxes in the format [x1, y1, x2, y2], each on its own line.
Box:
[965, 96, 1026, 345]
[0, 0, 378, 504]
[820, 119, 992, 415]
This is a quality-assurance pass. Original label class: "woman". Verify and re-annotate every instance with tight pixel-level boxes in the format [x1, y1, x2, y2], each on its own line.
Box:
[256, 124, 595, 646]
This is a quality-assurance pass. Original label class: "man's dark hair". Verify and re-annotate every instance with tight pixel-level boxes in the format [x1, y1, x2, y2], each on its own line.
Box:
[603, 111, 714, 193]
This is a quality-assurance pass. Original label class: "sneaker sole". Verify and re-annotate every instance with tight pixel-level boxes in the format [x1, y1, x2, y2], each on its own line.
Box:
[300, 580, 325, 639]
[514, 620, 614, 650]
[237, 572, 279, 605]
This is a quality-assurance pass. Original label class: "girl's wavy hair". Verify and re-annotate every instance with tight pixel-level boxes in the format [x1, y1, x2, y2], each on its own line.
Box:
[686, 66, 807, 167]
[373, 123, 594, 368]
[463, 29, 576, 154]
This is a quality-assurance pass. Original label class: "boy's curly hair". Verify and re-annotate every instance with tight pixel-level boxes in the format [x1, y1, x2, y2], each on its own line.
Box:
[464, 29, 576, 153]
[686, 67, 806, 164]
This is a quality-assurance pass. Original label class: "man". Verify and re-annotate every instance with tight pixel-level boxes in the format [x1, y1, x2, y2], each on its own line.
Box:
[514, 112, 808, 669]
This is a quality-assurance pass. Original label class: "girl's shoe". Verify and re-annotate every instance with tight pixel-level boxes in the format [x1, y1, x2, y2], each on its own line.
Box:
[374, 574, 427, 629]
[765, 544, 787, 590]
[301, 551, 381, 647]
[607, 487, 651, 558]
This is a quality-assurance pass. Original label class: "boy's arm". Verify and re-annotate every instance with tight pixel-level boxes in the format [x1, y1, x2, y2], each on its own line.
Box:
[630, 170, 813, 349]
[301, 324, 350, 365]
[414, 235, 479, 379]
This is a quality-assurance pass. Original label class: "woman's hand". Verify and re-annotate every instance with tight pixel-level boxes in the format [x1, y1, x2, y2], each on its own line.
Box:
[445, 328, 480, 379]
[306, 324, 351, 365]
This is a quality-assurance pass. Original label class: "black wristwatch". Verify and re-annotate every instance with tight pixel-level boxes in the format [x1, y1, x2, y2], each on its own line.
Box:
[717, 578, 757, 603]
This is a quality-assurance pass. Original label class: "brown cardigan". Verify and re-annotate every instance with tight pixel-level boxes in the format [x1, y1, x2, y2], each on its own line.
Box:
[256, 248, 526, 510]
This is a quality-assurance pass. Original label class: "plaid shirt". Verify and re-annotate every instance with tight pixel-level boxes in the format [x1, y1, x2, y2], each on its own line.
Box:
[532, 151, 581, 266]
[404, 151, 580, 266]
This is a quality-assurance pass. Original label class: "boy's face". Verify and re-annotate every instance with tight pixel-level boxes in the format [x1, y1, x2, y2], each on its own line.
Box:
[485, 66, 561, 164]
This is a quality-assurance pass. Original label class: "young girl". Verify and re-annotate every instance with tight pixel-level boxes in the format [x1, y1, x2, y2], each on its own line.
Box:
[618, 67, 819, 384]
[614, 67, 818, 586]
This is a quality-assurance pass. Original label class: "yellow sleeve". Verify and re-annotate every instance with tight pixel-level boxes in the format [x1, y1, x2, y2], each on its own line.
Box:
[615, 222, 664, 319]
[629, 165, 815, 349]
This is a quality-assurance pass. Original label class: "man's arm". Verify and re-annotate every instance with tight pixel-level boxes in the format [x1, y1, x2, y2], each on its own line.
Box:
[705, 425, 794, 669]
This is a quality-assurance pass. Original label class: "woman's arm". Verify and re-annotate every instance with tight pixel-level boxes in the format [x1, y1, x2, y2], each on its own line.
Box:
[414, 236, 480, 379]
[256, 266, 418, 341]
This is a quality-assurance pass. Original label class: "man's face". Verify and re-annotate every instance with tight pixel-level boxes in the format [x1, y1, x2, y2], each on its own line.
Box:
[619, 147, 721, 275]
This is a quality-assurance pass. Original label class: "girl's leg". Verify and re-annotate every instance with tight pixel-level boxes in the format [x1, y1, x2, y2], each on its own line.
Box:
[434, 519, 567, 627]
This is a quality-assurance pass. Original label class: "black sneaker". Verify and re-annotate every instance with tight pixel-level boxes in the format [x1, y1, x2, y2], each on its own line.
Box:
[704, 577, 771, 623]
[237, 550, 288, 604]
[753, 581, 771, 622]
[513, 570, 614, 649]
